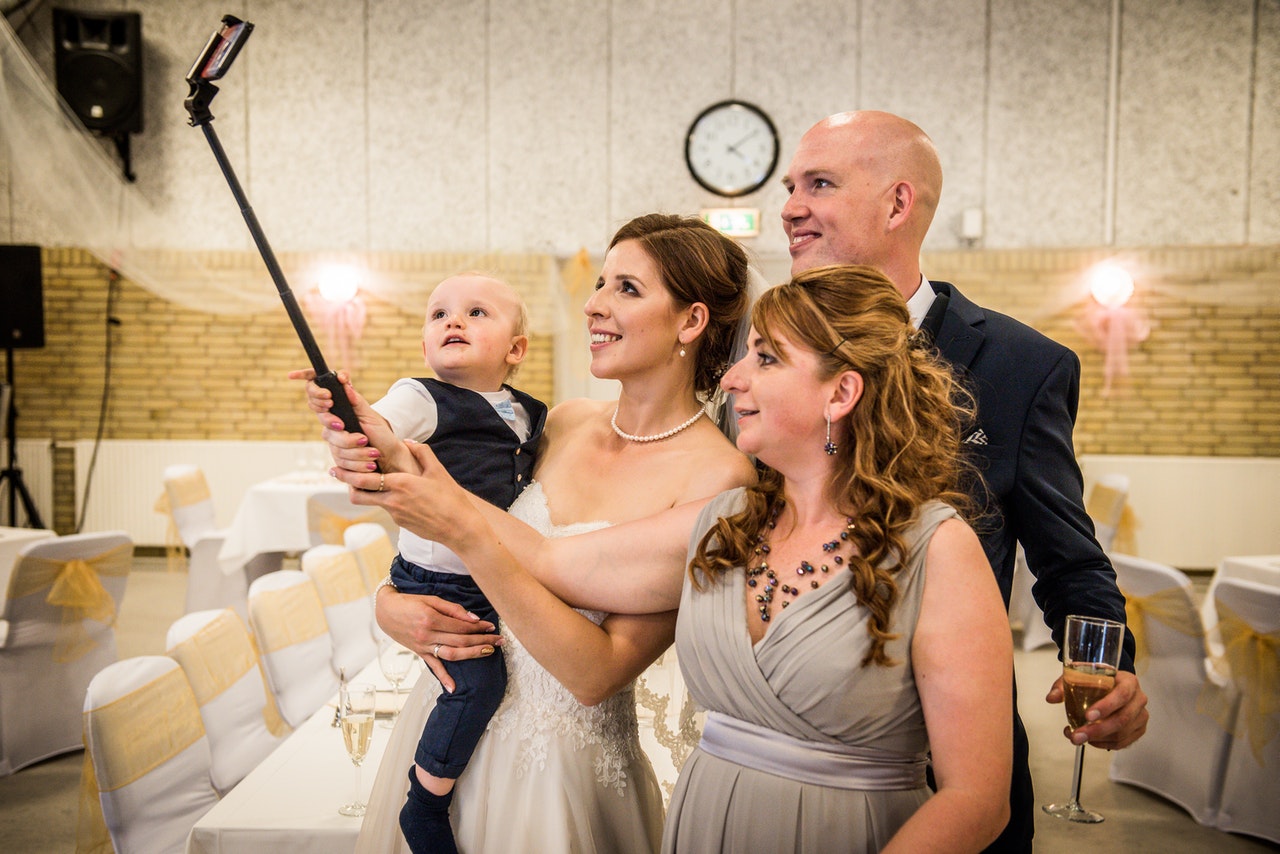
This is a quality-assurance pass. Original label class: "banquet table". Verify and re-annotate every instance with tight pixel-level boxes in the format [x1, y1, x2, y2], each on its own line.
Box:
[217, 471, 360, 573]
[186, 659, 408, 854]
[0, 526, 57, 603]
[1215, 554, 1280, 588]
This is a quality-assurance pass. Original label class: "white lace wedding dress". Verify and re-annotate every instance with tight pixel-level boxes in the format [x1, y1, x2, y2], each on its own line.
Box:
[356, 482, 666, 854]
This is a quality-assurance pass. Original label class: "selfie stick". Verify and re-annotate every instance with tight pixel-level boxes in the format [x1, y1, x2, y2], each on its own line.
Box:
[184, 15, 362, 436]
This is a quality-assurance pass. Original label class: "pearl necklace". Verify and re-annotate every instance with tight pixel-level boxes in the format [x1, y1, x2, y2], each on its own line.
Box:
[746, 500, 856, 623]
[610, 407, 706, 443]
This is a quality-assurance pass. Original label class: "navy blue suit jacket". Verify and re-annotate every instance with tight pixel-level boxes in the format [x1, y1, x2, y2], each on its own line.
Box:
[929, 281, 1135, 670]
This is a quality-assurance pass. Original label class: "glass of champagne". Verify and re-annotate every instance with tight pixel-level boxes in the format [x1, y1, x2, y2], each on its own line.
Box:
[1043, 614, 1125, 823]
[377, 638, 416, 728]
[338, 681, 376, 817]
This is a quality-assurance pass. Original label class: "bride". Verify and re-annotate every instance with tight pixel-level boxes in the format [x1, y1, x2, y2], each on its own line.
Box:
[310, 213, 757, 853]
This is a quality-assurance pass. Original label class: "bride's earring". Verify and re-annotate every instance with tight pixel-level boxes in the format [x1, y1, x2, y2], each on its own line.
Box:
[824, 413, 837, 456]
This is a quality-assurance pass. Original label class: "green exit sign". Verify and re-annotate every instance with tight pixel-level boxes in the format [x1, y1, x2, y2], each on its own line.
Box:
[701, 207, 760, 238]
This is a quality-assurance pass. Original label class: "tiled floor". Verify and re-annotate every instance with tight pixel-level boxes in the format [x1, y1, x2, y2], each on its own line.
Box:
[0, 559, 1274, 852]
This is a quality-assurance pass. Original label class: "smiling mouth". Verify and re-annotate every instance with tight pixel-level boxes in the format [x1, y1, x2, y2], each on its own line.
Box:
[443, 336, 468, 346]
[590, 333, 621, 345]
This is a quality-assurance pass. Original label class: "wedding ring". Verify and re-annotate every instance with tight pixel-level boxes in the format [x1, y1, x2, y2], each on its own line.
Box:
[433, 643, 442, 659]
[378, 473, 386, 492]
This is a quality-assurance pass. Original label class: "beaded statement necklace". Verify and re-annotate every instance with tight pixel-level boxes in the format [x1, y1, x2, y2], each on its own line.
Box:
[746, 500, 856, 623]
[610, 407, 706, 443]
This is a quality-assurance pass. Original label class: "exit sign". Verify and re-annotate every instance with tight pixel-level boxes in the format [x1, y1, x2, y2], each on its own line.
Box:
[701, 207, 760, 238]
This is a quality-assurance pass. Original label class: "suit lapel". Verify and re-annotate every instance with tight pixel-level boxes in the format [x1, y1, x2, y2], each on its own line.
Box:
[929, 281, 984, 370]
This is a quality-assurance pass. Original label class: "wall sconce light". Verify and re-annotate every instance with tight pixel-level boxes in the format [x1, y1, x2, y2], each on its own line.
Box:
[308, 263, 367, 371]
[1078, 260, 1148, 396]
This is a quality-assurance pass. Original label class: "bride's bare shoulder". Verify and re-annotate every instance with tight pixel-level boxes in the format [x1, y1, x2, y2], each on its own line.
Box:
[543, 398, 610, 439]
[678, 424, 757, 501]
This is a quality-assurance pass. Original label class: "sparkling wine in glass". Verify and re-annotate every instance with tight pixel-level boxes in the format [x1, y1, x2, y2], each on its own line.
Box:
[338, 682, 376, 817]
[377, 638, 415, 728]
[1043, 614, 1124, 823]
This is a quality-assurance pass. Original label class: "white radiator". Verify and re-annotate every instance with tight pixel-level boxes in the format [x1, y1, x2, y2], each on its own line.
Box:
[74, 439, 333, 546]
[0, 438, 54, 528]
[1079, 455, 1280, 570]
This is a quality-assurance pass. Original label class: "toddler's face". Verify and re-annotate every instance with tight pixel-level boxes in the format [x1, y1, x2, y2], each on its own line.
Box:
[423, 275, 526, 389]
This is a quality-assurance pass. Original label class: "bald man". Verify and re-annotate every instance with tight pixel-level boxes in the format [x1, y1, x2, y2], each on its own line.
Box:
[781, 111, 1149, 852]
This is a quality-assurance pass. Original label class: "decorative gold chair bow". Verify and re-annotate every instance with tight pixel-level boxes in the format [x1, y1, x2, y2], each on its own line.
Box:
[306, 499, 385, 546]
[351, 535, 396, 594]
[153, 492, 186, 573]
[1199, 602, 1279, 763]
[1087, 483, 1139, 554]
[1121, 585, 1205, 675]
[169, 610, 291, 738]
[306, 551, 367, 606]
[251, 582, 329, 654]
[8, 543, 131, 662]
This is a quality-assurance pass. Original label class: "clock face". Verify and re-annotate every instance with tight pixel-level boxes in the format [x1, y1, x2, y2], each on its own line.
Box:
[685, 100, 779, 198]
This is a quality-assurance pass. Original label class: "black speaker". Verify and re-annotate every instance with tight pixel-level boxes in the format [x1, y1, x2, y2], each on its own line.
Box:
[0, 246, 45, 350]
[53, 8, 143, 136]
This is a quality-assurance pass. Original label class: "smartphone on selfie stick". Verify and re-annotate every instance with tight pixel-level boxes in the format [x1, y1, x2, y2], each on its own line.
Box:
[184, 16, 366, 443]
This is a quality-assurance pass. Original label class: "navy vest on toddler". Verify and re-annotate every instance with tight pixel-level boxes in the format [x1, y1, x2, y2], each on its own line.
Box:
[415, 378, 546, 509]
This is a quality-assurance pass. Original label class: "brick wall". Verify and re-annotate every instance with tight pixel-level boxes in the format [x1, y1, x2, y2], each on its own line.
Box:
[11, 245, 1280, 531]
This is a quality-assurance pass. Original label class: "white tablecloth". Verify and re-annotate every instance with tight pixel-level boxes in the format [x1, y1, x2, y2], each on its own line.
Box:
[0, 526, 56, 603]
[1215, 554, 1280, 588]
[218, 473, 352, 573]
[186, 660, 401, 854]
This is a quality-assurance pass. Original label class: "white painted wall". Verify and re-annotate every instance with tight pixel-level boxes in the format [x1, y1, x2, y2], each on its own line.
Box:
[3, 0, 1278, 258]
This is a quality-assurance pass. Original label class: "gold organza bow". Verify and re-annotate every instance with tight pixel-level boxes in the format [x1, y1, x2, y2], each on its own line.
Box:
[153, 491, 186, 572]
[1121, 585, 1204, 674]
[1199, 602, 1280, 763]
[351, 534, 396, 593]
[306, 499, 385, 546]
[306, 551, 367, 606]
[9, 543, 131, 662]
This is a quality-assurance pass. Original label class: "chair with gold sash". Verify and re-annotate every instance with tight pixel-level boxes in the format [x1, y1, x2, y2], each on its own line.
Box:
[165, 609, 292, 794]
[0, 531, 132, 776]
[83, 655, 219, 853]
[344, 523, 397, 643]
[300, 545, 378, 676]
[1208, 577, 1279, 844]
[1107, 553, 1231, 826]
[163, 464, 281, 619]
[246, 570, 339, 728]
[306, 490, 397, 548]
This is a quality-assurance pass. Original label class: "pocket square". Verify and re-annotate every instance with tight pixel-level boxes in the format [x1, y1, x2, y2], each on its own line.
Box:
[963, 428, 989, 445]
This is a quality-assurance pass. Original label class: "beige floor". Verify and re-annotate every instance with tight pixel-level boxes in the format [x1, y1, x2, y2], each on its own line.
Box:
[0, 559, 1275, 853]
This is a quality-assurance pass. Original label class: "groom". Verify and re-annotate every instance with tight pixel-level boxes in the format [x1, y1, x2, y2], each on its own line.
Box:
[779, 110, 1149, 852]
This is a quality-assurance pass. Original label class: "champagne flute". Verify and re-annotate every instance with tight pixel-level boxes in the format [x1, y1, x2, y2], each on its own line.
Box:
[1043, 614, 1125, 823]
[338, 681, 376, 817]
[377, 638, 415, 728]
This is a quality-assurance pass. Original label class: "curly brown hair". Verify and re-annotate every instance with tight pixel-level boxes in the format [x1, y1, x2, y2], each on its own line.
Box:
[609, 213, 750, 396]
[689, 264, 975, 666]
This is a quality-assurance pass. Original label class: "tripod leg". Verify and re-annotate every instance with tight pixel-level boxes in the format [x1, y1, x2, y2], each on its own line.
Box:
[1, 468, 45, 530]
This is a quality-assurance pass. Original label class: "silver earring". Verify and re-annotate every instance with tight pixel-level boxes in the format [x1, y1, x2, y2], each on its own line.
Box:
[824, 413, 837, 455]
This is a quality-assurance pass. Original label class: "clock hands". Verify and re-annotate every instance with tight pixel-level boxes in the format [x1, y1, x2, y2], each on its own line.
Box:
[725, 129, 760, 161]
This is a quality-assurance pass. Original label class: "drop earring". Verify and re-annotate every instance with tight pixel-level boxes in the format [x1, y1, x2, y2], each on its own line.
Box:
[824, 413, 837, 456]
[679, 345, 686, 358]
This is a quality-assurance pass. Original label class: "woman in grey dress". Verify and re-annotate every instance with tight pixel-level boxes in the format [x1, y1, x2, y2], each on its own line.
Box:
[332, 265, 1013, 852]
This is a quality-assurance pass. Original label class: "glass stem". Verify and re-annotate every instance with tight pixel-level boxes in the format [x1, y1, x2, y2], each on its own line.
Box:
[354, 762, 362, 807]
[1068, 744, 1086, 806]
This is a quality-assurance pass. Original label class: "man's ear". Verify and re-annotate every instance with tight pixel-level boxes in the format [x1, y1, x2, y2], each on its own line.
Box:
[506, 335, 529, 365]
[886, 180, 916, 233]
[677, 302, 710, 345]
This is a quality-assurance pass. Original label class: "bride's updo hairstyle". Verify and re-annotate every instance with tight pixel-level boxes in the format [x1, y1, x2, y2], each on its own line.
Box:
[608, 213, 750, 397]
[690, 264, 975, 667]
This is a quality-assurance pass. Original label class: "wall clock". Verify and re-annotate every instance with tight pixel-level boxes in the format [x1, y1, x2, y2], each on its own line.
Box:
[684, 100, 779, 198]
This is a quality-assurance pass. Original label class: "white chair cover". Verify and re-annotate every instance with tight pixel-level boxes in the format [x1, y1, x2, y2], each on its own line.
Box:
[165, 609, 291, 794]
[1009, 474, 1131, 652]
[1209, 577, 1280, 844]
[301, 545, 378, 676]
[307, 490, 397, 547]
[246, 570, 339, 728]
[1107, 553, 1231, 825]
[0, 531, 131, 776]
[83, 655, 220, 854]
[345, 523, 397, 642]
[163, 464, 281, 618]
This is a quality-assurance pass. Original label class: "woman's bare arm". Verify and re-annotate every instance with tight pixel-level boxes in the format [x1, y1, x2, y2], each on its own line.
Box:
[882, 519, 1013, 853]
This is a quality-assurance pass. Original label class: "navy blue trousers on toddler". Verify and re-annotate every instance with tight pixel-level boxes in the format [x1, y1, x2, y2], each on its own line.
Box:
[391, 556, 506, 854]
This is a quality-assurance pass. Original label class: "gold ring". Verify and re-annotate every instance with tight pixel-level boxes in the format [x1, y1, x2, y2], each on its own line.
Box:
[378, 473, 385, 492]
